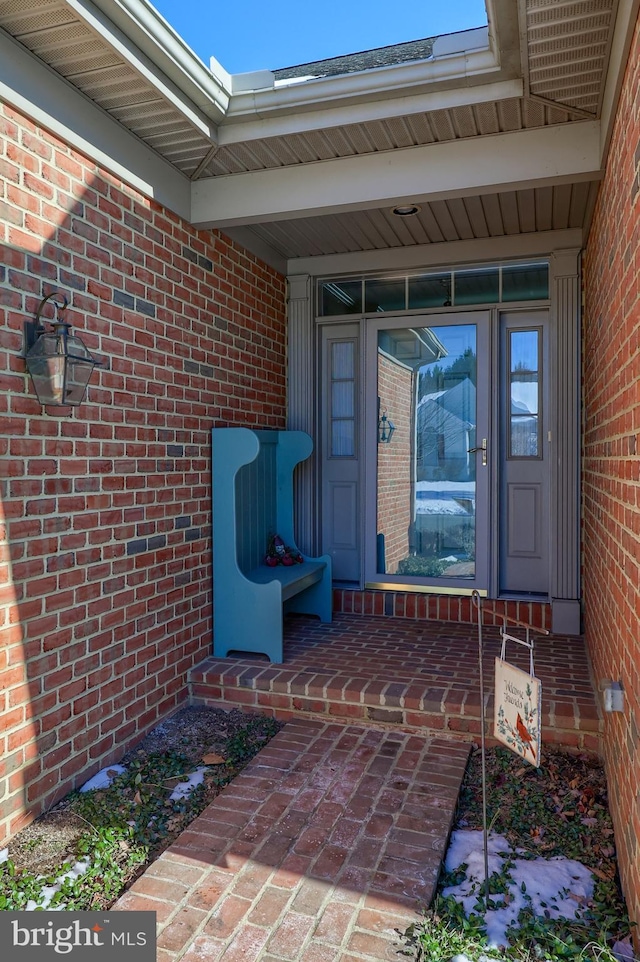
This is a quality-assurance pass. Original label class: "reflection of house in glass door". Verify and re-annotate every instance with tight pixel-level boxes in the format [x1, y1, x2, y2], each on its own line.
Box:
[415, 357, 477, 578]
[369, 315, 490, 594]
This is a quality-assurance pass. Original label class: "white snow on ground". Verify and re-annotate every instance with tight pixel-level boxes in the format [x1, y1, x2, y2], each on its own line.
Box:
[24, 859, 91, 911]
[443, 830, 594, 948]
[416, 481, 476, 494]
[169, 766, 208, 800]
[7, 759, 214, 911]
[79, 765, 126, 792]
[415, 498, 468, 515]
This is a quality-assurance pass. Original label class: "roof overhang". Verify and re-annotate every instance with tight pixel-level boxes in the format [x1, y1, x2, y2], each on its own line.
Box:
[0, 0, 637, 269]
[191, 122, 602, 229]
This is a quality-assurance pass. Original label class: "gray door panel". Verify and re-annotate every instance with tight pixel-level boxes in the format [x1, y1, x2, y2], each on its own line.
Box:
[320, 324, 361, 583]
[500, 313, 550, 594]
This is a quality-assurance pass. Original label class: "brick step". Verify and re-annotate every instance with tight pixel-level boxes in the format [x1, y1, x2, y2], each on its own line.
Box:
[189, 615, 603, 754]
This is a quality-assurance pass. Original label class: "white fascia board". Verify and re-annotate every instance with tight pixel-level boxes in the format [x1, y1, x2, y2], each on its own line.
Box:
[67, 0, 224, 135]
[287, 229, 585, 279]
[0, 29, 190, 219]
[218, 79, 523, 146]
[227, 46, 500, 121]
[191, 122, 602, 229]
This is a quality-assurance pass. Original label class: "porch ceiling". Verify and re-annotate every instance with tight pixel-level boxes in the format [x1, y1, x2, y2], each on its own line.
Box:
[220, 182, 599, 260]
[0, 0, 621, 262]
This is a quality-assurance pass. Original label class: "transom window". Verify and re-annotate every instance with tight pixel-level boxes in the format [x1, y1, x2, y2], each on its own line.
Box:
[318, 262, 549, 316]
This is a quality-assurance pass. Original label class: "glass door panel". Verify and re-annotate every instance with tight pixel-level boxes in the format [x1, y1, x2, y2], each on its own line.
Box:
[367, 313, 490, 592]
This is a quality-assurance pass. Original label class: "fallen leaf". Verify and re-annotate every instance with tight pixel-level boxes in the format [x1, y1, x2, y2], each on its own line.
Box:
[580, 817, 598, 826]
[591, 866, 615, 881]
[202, 753, 226, 765]
[133, 791, 142, 805]
[568, 892, 587, 904]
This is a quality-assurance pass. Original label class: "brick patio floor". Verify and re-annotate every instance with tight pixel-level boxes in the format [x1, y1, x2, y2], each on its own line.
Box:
[115, 719, 470, 962]
[190, 613, 603, 754]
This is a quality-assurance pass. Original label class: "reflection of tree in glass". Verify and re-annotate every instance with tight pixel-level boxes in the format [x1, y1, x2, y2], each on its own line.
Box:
[418, 348, 476, 396]
[512, 359, 537, 381]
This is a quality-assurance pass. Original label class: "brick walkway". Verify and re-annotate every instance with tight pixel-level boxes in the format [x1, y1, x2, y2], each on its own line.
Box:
[115, 719, 470, 961]
[190, 614, 603, 754]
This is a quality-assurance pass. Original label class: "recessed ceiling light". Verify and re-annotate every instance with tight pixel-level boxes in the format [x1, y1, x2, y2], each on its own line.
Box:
[392, 204, 421, 216]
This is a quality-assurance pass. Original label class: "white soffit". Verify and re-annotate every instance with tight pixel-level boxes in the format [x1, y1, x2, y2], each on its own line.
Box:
[0, 28, 191, 217]
[524, 0, 618, 115]
[0, 0, 220, 174]
[223, 188, 595, 262]
[230, 182, 593, 259]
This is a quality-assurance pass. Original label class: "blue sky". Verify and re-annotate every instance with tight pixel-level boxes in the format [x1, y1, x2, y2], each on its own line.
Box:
[151, 0, 488, 74]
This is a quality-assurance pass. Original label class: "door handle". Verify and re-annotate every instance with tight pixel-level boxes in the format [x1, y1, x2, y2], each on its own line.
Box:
[468, 438, 487, 466]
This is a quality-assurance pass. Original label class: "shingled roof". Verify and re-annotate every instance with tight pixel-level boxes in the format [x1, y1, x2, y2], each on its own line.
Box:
[272, 36, 437, 80]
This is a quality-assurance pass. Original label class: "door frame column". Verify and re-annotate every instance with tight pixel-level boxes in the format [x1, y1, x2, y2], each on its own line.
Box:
[549, 249, 581, 634]
[287, 274, 316, 554]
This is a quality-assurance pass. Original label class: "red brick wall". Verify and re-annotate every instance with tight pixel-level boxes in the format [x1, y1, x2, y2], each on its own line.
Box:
[0, 103, 287, 843]
[582, 12, 640, 938]
[376, 353, 413, 574]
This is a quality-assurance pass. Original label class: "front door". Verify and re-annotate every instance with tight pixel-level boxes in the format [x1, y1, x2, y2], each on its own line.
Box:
[318, 309, 552, 598]
[365, 312, 491, 593]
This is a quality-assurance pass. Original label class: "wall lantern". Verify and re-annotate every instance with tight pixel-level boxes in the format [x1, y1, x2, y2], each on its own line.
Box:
[378, 410, 395, 444]
[24, 292, 101, 407]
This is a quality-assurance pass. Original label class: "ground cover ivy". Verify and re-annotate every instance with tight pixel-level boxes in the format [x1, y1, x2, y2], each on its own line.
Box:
[403, 747, 634, 962]
[0, 712, 281, 911]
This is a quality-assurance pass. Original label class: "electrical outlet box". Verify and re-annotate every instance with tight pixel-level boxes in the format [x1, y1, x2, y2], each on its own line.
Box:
[603, 681, 624, 713]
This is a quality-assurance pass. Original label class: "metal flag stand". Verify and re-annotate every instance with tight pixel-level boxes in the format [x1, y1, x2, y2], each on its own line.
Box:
[472, 589, 491, 912]
[471, 590, 549, 913]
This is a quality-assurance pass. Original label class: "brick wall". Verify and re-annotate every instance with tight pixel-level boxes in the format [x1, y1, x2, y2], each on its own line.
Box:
[376, 353, 413, 574]
[0, 102, 287, 843]
[582, 12, 640, 938]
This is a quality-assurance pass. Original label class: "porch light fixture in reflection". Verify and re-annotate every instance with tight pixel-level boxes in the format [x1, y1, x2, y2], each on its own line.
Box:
[378, 410, 395, 444]
[24, 292, 101, 407]
[391, 204, 420, 216]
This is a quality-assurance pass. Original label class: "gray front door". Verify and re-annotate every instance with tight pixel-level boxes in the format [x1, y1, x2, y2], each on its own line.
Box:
[499, 311, 550, 595]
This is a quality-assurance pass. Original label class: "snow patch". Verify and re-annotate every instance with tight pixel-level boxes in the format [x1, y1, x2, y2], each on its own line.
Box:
[79, 765, 127, 792]
[24, 858, 91, 911]
[443, 829, 595, 948]
[169, 767, 208, 800]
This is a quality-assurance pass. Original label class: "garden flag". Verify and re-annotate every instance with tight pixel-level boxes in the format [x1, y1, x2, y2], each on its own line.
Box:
[494, 632, 542, 768]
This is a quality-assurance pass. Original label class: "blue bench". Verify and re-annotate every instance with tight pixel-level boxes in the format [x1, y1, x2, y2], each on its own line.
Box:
[211, 428, 332, 662]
